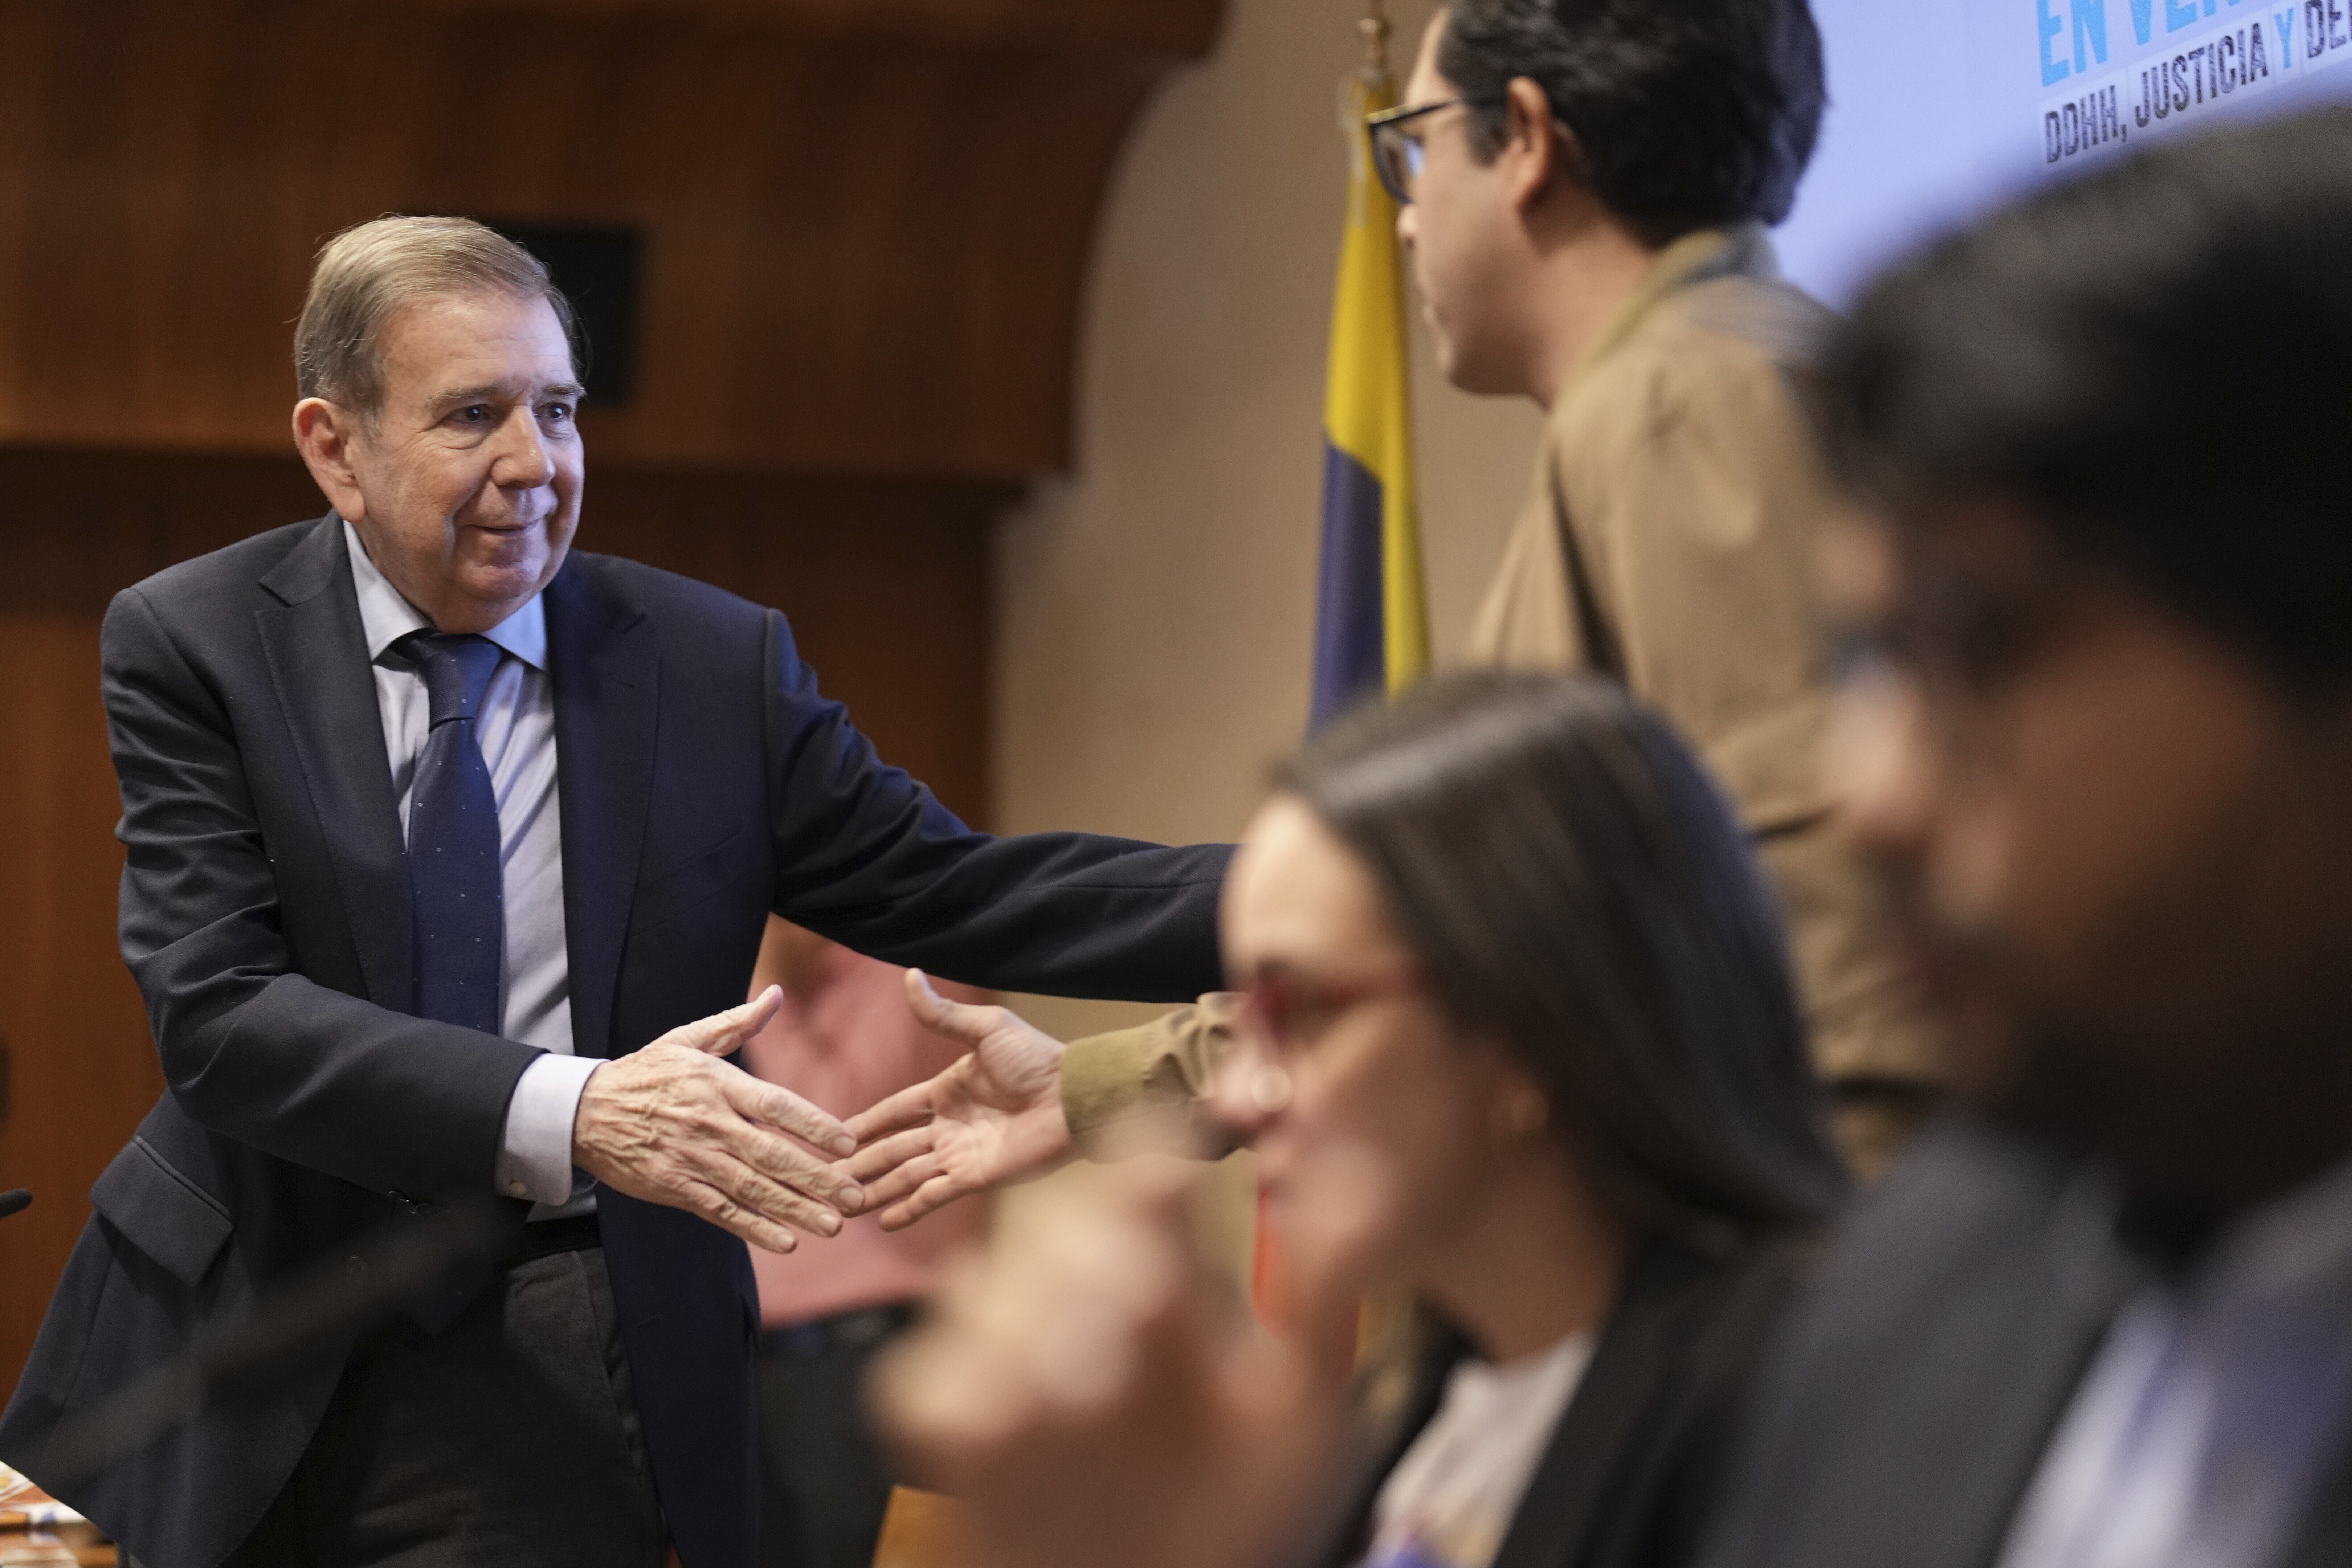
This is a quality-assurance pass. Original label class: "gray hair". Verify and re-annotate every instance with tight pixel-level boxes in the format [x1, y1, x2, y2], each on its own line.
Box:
[294, 215, 576, 418]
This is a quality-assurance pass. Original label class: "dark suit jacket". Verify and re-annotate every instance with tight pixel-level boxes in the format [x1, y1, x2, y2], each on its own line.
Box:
[0, 515, 1229, 1568]
[1699, 1118, 2352, 1568]
[1310, 1237, 1809, 1568]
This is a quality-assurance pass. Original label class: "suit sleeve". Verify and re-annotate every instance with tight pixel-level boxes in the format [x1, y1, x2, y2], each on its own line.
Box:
[106, 587, 542, 1201]
[753, 609, 1230, 1003]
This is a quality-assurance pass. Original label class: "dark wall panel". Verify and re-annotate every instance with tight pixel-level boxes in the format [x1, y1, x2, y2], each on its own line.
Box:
[0, 0, 1221, 475]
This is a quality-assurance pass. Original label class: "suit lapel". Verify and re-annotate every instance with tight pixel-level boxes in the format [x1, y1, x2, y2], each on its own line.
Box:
[545, 556, 658, 1060]
[255, 516, 415, 1011]
[2270, 1406, 2352, 1568]
[1489, 1245, 1703, 1568]
[1309, 1326, 1469, 1568]
[1312, 1252, 1719, 1568]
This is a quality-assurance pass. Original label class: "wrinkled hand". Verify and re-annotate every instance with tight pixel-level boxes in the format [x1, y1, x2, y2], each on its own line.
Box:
[873, 1163, 1349, 1568]
[572, 987, 862, 1253]
[838, 972, 1076, 1230]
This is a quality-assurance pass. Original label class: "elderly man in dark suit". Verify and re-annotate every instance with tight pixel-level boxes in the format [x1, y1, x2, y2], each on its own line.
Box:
[1702, 111, 2352, 1568]
[0, 215, 1227, 1568]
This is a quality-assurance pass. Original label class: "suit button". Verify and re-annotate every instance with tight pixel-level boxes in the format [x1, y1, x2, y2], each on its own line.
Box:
[345, 1255, 368, 1282]
[508, 1180, 528, 1197]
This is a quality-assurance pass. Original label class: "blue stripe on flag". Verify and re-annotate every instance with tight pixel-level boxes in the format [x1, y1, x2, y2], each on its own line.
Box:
[1311, 440, 1386, 727]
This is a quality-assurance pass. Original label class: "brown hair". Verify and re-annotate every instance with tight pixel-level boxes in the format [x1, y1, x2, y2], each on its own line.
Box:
[1280, 671, 1845, 1240]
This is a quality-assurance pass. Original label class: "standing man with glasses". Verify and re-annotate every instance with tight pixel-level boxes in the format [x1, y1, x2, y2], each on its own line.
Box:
[846, 0, 1940, 1229]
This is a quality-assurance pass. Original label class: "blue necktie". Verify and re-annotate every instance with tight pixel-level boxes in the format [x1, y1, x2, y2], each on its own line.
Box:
[393, 632, 513, 1333]
[402, 632, 506, 1034]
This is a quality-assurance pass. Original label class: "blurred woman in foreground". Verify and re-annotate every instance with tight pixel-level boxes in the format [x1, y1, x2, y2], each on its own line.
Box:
[878, 672, 1846, 1568]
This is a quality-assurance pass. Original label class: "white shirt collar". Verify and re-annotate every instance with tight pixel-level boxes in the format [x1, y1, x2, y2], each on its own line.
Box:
[343, 516, 548, 671]
[2202, 1150, 2352, 1310]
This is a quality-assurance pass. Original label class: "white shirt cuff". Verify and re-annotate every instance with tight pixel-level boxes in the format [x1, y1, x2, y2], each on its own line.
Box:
[495, 1053, 604, 1205]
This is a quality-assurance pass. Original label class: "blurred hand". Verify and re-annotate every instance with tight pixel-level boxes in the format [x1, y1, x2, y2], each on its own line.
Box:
[837, 972, 1077, 1229]
[873, 1163, 1351, 1568]
[572, 987, 863, 1253]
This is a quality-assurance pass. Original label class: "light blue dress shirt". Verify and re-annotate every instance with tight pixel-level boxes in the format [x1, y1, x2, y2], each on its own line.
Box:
[345, 521, 600, 1216]
[1997, 1156, 2352, 1568]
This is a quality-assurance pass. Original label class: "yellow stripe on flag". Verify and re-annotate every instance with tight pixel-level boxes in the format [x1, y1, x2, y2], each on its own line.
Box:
[1324, 72, 1430, 696]
[1262, 58, 1440, 1339]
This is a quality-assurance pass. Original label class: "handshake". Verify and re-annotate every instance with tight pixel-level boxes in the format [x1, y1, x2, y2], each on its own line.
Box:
[570, 971, 1075, 1252]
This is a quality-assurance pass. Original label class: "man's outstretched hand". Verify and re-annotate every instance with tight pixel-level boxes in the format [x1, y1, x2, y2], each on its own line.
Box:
[838, 971, 1077, 1230]
[572, 987, 864, 1254]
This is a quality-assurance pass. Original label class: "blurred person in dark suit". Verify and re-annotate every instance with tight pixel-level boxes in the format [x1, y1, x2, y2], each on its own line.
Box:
[0, 216, 1227, 1568]
[735, 919, 988, 1568]
[878, 671, 1846, 1568]
[1698, 109, 2352, 1568]
[847, 0, 1940, 1229]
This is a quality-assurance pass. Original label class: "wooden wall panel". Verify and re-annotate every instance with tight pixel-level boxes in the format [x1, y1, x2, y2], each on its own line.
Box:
[407, 0, 1220, 55]
[0, 447, 1006, 1397]
[0, 611, 165, 1408]
[0, 0, 1221, 477]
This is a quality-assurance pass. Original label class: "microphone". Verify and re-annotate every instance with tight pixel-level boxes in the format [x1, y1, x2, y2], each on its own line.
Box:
[33, 1197, 501, 1490]
[0, 1189, 29, 1222]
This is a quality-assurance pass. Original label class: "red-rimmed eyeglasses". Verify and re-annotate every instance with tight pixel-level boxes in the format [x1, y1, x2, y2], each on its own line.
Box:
[1235, 965, 1422, 1058]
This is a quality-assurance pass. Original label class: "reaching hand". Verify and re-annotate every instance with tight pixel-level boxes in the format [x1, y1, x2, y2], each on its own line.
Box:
[838, 971, 1077, 1230]
[571, 987, 863, 1253]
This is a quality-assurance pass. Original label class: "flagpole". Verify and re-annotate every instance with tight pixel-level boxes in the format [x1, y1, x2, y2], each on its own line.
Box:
[1359, 0, 1391, 87]
[1267, 0, 1431, 1341]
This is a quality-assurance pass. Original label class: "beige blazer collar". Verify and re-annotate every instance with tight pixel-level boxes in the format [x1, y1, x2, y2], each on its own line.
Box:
[1563, 223, 1779, 398]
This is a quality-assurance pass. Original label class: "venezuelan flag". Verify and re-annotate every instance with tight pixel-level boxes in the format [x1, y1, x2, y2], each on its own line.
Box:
[1257, 60, 1435, 1338]
[1310, 69, 1430, 727]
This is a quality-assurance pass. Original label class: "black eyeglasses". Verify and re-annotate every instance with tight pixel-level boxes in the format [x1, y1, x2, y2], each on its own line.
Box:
[1366, 98, 1469, 207]
[1368, 94, 1573, 206]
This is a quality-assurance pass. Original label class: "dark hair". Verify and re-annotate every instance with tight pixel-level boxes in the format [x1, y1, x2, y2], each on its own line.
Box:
[1824, 109, 2352, 686]
[1279, 672, 1845, 1240]
[1437, 0, 1824, 245]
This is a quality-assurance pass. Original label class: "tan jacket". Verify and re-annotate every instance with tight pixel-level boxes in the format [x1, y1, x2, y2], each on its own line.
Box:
[1062, 227, 1941, 1150]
